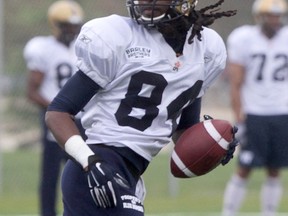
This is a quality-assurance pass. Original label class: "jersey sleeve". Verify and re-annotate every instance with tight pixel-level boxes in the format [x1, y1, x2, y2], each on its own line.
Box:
[226, 26, 251, 65]
[74, 18, 120, 88]
[23, 37, 48, 73]
[200, 28, 227, 95]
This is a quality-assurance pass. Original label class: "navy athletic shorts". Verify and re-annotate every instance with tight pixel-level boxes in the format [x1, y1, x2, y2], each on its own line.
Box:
[61, 144, 147, 216]
[238, 114, 288, 168]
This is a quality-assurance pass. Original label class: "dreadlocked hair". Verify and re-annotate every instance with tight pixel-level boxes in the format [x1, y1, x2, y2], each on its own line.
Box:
[188, 0, 237, 44]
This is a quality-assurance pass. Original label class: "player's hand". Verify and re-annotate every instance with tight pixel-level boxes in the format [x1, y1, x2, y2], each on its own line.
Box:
[235, 122, 246, 141]
[203, 114, 213, 120]
[203, 115, 239, 165]
[221, 126, 239, 165]
[87, 155, 129, 208]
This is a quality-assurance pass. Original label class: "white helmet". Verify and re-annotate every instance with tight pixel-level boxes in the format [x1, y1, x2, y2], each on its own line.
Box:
[252, 0, 288, 14]
[126, 0, 198, 27]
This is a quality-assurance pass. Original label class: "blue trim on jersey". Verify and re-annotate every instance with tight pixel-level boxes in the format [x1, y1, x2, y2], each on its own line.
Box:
[48, 70, 101, 115]
[177, 97, 201, 130]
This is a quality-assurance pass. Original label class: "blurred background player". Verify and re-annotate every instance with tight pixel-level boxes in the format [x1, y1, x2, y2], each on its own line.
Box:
[45, 0, 237, 215]
[23, 1, 85, 215]
[222, 0, 288, 215]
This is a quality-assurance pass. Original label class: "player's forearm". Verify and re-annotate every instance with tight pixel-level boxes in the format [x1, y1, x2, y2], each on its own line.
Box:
[45, 111, 80, 148]
[45, 111, 94, 169]
[172, 129, 185, 144]
[27, 91, 50, 109]
[228, 63, 245, 123]
[230, 90, 244, 123]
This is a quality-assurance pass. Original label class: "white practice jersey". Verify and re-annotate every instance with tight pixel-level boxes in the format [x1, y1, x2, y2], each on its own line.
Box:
[23, 36, 78, 102]
[75, 15, 227, 161]
[227, 25, 288, 115]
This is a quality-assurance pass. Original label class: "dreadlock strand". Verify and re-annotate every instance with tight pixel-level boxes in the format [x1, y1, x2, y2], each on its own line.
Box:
[187, 0, 237, 44]
[200, 0, 225, 13]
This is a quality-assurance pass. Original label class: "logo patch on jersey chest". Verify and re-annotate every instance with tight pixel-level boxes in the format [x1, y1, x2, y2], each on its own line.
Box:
[125, 46, 151, 59]
[173, 61, 181, 71]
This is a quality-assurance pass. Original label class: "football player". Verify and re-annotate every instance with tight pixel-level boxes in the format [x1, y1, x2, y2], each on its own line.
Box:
[222, 0, 288, 215]
[45, 0, 236, 215]
[23, 1, 85, 216]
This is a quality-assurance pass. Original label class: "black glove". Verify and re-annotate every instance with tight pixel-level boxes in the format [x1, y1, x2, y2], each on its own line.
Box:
[221, 126, 239, 165]
[87, 155, 129, 208]
[203, 114, 239, 166]
[203, 114, 213, 120]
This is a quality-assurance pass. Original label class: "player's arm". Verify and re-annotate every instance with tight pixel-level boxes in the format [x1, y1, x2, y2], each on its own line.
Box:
[46, 70, 128, 208]
[45, 70, 100, 167]
[172, 97, 201, 143]
[227, 62, 245, 123]
[26, 69, 50, 109]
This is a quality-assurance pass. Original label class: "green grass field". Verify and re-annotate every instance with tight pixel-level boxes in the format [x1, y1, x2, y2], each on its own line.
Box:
[0, 148, 287, 215]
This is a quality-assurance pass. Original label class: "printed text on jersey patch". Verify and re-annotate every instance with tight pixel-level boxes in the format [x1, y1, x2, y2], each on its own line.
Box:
[125, 46, 151, 59]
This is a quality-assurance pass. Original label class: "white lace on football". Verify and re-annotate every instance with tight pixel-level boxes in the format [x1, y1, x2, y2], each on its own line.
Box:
[203, 120, 230, 150]
[171, 151, 197, 178]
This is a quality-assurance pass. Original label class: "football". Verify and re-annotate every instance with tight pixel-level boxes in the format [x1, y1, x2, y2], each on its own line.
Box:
[170, 119, 234, 178]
